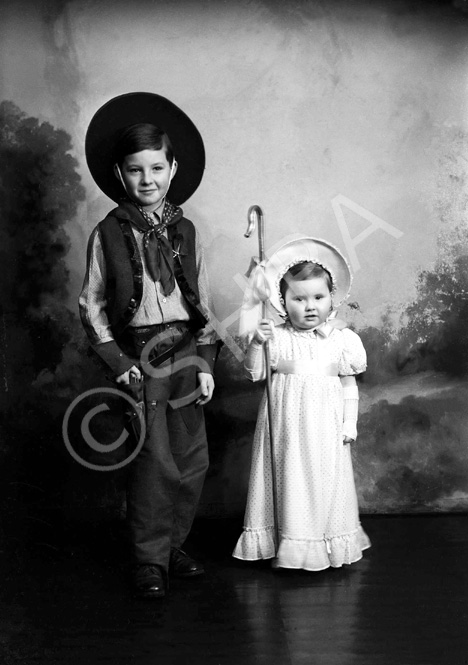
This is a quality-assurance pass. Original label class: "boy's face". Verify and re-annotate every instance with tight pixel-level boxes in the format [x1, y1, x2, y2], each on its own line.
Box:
[116, 148, 177, 211]
[284, 276, 332, 331]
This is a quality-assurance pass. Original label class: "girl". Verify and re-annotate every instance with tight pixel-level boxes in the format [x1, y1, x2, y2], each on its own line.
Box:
[233, 237, 370, 571]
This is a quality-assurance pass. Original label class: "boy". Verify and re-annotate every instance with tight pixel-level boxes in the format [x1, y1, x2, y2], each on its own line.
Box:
[80, 92, 218, 598]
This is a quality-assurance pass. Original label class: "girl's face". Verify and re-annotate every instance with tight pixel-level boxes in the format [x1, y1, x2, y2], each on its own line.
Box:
[116, 148, 177, 212]
[284, 276, 332, 331]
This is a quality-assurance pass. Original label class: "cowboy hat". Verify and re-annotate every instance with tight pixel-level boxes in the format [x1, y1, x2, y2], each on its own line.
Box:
[85, 92, 205, 204]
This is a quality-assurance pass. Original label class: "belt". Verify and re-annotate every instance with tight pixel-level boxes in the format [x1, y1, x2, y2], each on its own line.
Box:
[123, 321, 193, 368]
[129, 320, 191, 335]
[145, 329, 193, 369]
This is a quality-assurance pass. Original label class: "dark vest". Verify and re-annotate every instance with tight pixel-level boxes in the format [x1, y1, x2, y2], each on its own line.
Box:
[98, 205, 206, 339]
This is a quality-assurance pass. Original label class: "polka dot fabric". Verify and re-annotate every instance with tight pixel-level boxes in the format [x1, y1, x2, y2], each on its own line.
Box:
[233, 324, 371, 570]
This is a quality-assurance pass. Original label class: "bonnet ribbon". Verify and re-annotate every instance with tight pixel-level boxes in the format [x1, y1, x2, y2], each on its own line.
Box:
[313, 321, 335, 338]
[238, 258, 272, 340]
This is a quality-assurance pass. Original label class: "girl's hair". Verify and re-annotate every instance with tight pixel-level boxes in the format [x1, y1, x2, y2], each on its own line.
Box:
[113, 123, 175, 166]
[279, 261, 333, 302]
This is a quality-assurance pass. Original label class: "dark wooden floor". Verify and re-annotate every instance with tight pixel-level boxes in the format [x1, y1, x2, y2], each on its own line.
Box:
[1, 514, 467, 664]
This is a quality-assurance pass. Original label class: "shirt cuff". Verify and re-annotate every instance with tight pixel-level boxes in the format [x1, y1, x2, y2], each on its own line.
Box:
[196, 342, 220, 374]
[90, 340, 135, 377]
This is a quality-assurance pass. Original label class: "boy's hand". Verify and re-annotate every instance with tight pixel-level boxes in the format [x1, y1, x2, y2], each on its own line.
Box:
[196, 372, 215, 405]
[343, 435, 355, 445]
[115, 365, 142, 386]
[254, 319, 274, 344]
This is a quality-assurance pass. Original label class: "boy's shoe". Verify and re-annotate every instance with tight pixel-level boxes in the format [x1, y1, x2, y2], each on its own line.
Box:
[169, 548, 205, 578]
[132, 564, 166, 598]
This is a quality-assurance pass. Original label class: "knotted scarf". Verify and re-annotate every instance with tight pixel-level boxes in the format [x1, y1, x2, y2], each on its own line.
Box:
[128, 200, 182, 296]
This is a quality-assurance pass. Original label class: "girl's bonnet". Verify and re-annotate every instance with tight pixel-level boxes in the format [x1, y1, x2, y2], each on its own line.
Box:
[239, 236, 352, 338]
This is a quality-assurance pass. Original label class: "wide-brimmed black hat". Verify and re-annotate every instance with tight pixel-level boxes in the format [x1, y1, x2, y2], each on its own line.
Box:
[85, 92, 205, 204]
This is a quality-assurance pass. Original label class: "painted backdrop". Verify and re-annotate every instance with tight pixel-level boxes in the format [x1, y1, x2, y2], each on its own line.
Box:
[1, 0, 468, 522]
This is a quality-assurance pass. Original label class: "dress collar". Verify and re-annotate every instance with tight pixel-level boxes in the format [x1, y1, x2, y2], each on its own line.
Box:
[287, 321, 334, 338]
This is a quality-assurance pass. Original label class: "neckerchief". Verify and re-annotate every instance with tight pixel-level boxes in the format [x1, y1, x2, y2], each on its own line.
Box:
[122, 199, 182, 296]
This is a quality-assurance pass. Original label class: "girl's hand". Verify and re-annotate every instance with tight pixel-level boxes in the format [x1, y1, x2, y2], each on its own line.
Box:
[254, 319, 274, 344]
[343, 435, 355, 445]
[115, 365, 142, 386]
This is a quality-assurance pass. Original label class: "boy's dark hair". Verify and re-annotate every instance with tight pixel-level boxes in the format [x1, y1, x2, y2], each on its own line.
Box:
[114, 123, 175, 166]
[280, 261, 333, 302]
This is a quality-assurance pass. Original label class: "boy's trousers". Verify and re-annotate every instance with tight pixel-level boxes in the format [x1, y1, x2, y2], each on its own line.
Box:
[122, 324, 209, 571]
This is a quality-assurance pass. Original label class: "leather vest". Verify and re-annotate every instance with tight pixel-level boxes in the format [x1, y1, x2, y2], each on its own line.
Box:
[97, 206, 206, 339]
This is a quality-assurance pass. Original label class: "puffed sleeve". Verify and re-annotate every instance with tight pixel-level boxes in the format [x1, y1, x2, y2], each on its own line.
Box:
[338, 329, 367, 376]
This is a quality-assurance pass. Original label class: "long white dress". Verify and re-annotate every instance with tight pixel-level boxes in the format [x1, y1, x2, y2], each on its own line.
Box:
[233, 323, 371, 571]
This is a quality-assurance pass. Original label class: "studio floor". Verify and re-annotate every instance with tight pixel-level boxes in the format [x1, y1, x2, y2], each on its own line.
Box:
[0, 514, 467, 665]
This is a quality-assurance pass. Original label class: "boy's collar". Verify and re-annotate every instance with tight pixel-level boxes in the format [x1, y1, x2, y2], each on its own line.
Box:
[112, 199, 183, 232]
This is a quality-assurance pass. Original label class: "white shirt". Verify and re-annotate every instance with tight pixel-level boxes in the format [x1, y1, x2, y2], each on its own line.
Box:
[79, 222, 217, 348]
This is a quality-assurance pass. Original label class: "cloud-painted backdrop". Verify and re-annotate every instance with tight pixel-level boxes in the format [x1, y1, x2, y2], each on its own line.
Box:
[1, 0, 468, 522]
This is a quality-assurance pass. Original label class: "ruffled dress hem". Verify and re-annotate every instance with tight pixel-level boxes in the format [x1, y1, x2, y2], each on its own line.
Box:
[233, 524, 370, 571]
